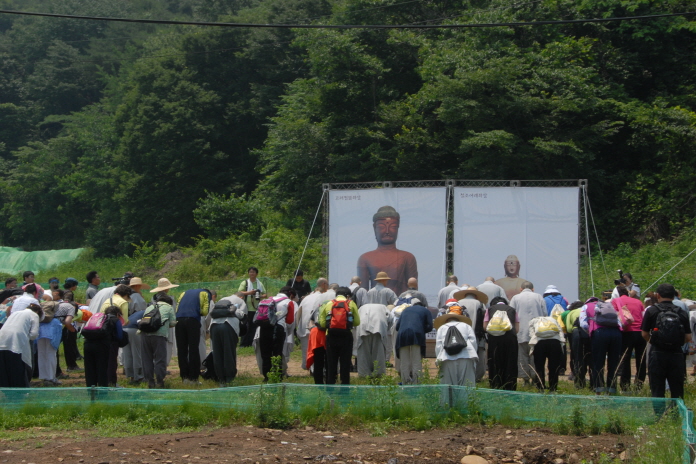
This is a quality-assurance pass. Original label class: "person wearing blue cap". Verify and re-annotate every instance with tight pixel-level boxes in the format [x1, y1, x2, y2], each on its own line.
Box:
[63, 278, 78, 293]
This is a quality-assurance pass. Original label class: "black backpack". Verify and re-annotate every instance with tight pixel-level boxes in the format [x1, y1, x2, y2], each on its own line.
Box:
[201, 352, 218, 381]
[651, 303, 685, 351]
[444, 324, 468, 355]
[138, 304, 164, 333]
[209, 300, 248, 337]
[210, 300, 237, 319]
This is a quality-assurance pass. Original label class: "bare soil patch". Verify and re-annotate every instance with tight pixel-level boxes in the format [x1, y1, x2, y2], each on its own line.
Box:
[0, 424, 632, 464]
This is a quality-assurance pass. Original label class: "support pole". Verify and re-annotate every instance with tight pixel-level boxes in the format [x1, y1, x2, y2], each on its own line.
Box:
[294, 189, 327, 281]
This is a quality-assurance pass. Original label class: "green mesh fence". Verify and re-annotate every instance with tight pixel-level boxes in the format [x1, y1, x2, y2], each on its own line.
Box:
[0, 247, 85, 275]
[0, 384, 692, 461]
[41, 278, 316, 301]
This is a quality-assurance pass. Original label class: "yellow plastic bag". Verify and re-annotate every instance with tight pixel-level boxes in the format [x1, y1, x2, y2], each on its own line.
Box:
[486, 309, 512, 336]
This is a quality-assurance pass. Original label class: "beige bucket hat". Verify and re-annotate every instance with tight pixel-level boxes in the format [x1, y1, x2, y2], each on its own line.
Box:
[128, 277, 151, 290]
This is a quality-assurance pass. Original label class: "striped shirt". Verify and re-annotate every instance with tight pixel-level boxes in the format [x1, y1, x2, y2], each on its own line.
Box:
[53, 302, 76, 323]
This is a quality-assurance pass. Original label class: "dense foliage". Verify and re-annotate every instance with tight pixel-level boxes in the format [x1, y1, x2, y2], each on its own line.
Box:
[0, 0, 695, 256]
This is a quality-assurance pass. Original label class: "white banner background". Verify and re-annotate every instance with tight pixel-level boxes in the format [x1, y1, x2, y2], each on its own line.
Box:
[329, 187, 448, 306]
[453, 187, 579, 302]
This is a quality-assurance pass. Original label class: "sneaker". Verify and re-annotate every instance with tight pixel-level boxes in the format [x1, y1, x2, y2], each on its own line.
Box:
[43, 379, 62, 386]
[67, 367, 83, 372]
[57, 373, 70, 380]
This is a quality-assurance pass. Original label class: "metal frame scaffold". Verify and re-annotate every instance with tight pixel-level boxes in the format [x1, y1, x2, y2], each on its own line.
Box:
[321, 179, 589, 297]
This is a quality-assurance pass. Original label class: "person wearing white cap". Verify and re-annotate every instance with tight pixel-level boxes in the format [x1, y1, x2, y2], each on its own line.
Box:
[543, 285, 569, 316]
[495, 255, 526, 301]
[150, 278, 180, 368]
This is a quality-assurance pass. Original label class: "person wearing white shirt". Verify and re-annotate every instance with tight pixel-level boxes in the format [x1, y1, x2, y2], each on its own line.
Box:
[296, 279, 329, 370]
[0, 303, 41, 387]
[10, 284, 40, 314]
[453, 287, 488, 381]
[435, 313, 478, 388]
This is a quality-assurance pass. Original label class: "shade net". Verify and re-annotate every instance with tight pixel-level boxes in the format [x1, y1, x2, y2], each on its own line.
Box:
[0, 247, 85, 275]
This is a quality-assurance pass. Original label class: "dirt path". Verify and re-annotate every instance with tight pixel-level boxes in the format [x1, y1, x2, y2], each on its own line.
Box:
[1, 424, 632, 464]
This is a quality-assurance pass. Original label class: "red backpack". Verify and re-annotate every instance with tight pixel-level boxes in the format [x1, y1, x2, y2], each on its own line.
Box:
[326, 299, 354, 333]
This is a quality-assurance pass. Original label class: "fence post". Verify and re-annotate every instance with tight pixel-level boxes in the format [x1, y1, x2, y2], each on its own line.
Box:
[90, 386, 96, 403]
[448, 385, 453, 409]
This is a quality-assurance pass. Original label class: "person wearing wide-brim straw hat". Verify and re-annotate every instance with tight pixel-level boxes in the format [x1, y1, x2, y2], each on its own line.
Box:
[150, 278, 179, 293]
[128, 277, 150, 313]
[149, 278, 180, 369]
[435, 310, 478, 395]
[434, 308, 472, 329]
[452, 286, 488, 382]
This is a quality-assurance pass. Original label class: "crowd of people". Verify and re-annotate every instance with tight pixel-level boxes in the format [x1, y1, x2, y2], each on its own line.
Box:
[0, 268, 692, 400]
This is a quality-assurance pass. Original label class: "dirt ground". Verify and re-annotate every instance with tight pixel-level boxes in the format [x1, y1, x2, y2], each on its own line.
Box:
[0, 424, 633, 464]
[14, 347, 642, 464]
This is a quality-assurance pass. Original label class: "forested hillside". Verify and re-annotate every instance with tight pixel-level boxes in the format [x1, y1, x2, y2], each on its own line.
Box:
[1, 0, 695, 258]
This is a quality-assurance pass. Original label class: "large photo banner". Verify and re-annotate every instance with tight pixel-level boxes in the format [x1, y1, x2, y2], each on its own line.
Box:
[329, 187, 448, 306]
[453, 187, 579, 302]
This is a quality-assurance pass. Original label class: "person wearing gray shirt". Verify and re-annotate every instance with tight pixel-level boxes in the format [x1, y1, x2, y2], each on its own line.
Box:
[509, 281, 547, 384]
[85, 271, 101, 304]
